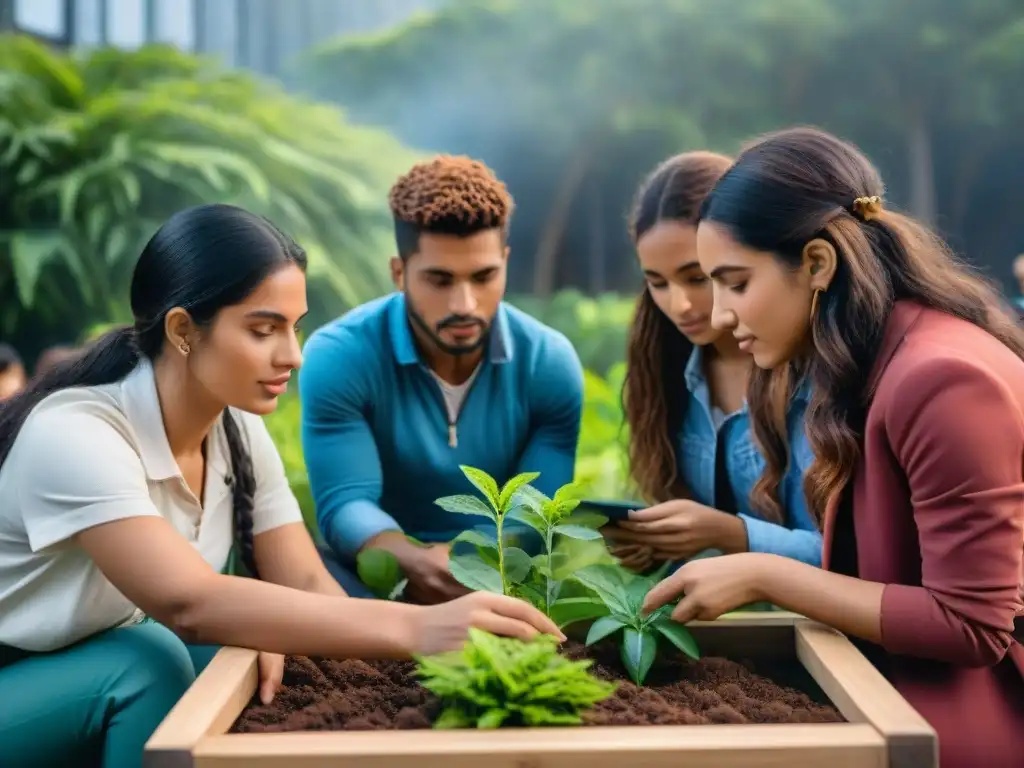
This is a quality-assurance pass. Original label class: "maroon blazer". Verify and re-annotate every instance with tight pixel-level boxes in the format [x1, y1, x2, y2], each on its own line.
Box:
[821, 301, 1024, 767]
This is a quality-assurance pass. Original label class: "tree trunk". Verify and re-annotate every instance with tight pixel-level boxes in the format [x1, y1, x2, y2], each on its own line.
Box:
[907, 111, 937, 227]
[532, 142, 597, 297]
[588, 182, 605, 293]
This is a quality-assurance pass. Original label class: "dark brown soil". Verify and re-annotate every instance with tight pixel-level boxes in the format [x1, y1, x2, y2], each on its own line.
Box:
[232, 642, 844, 731]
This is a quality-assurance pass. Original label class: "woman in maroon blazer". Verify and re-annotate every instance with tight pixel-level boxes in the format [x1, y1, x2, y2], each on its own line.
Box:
[642, 126, 1024, 766]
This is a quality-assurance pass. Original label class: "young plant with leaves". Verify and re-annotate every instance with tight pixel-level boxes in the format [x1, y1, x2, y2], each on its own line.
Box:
[571, 563, 700, 686]
[415, 627, 616, 728]
[509, 482, 611, 617]
[435, 467, 614, 625]
[434, 466, 541, 596]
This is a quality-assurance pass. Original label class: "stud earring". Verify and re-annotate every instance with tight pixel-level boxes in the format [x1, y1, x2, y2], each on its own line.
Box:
[178, 340, 191, 356]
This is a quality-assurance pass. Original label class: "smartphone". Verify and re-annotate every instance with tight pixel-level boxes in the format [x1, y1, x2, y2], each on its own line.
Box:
[576, 498, 645, 522]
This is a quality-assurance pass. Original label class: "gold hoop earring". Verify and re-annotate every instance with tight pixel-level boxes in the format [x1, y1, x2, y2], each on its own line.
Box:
[178, 340, 191, 356]
[810, 288, 823, 321]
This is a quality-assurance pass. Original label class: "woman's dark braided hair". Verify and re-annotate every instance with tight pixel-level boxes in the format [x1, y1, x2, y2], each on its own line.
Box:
[0, 203, 306, 578]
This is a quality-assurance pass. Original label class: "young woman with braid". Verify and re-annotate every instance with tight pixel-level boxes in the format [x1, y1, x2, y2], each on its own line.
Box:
[0, 203, 561, 768]
[644, 127, 1023, 766]
[607, 151, 822, 574]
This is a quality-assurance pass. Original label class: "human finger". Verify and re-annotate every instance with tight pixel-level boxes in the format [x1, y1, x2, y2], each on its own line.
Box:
[470, 611, 542, 642]
[626, 503, 677, 522]
[258, 652, 285, 705]
[483, 593, 566, 640]
[669, 593, 703, 624]
[641, 568, 689, 614]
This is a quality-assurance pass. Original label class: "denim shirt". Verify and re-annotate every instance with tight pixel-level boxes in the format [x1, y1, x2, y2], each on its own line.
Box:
[677, 346, 822, 566]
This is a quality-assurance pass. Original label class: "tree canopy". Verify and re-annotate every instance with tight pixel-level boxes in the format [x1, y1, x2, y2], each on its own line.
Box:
[306, 0, 1024, 296]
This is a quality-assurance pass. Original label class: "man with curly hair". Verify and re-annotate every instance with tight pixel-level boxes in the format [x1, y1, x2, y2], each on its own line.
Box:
[300, 156, 584, 602]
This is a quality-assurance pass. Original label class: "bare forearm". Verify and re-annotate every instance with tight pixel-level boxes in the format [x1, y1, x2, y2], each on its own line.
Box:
[758, 555, 885, 643]
[180, 574, 418, 659]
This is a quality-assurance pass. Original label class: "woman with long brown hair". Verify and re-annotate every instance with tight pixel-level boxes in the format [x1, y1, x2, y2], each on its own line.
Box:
[644, 127, 1024, 765]
[609, 151, 821, 572]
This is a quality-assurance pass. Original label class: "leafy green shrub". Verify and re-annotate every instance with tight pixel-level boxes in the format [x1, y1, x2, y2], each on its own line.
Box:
[435, 466, 611, 622]
[570, 563, 700, 685]
[415, 627, 616, 728]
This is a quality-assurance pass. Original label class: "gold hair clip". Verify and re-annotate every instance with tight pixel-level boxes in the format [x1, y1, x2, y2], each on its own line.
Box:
[852, 195, 883, 221]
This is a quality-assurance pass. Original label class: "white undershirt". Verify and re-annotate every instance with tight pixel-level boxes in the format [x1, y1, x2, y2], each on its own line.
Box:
[430, 366, 480, 424]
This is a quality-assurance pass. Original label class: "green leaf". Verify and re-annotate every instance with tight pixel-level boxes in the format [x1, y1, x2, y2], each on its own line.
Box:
[8, 231, 64, 307]
[513, 582, 547, 611]
[549, 597, 610, 628]
[415, 629, 616, 729]
[459, 465, 500, 509]
[585, 615, 627, 645]
[497, 472, 540, 512]
[434, 707, 472, 729]
[476, 708, 508, 729]
[505, 504, 548, 534]
[572, 564, 632, 616]
[448, 553, 503, 594]
[476, 544, 501, 570]
[434, 494, 496, 521]
[503, 546, 533, 585]
[553, 481, 585, 505]
[355, 548, 403, 600]
[653, 620, 701, 660]
[621, 628, 658, 686]
[450, 528, 498, 550]
[562, 510, 609, 529]
[554, 523, 603, 541]
[513, 484, 550, 511]
[548, 537, 617, 582]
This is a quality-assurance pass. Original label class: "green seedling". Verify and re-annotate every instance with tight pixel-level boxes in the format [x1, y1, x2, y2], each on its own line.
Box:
[415, 627, 617, 729]
[435, 467, 616, 628]
[435, 466, 540, 596]
[508, 482, 613, 617]
[571, 562, 700, 686]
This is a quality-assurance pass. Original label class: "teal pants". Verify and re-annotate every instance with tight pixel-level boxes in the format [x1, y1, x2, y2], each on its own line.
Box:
[0, 621, 221, 768]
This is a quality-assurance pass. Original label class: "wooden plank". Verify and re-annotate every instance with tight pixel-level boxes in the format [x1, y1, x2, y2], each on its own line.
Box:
[194, 723, 885, 768]
[689, 616, 798, 660]
[794, 621, 938, 768]
[144, 647, 259, 768]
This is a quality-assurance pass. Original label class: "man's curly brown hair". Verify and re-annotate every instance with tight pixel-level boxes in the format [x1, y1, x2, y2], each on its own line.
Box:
[388, 155, 514, 258]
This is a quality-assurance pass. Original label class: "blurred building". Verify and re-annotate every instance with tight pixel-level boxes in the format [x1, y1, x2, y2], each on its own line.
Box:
[0, 0, 441, 76]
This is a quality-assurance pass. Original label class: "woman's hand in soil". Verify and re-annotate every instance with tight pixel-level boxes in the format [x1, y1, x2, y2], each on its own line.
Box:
[403, 543, 471, 605]
[641, 552, 770, 623]
[412, 592, 566, 655]
[258, 652, 286, 704]
[611, 500, 748, 560]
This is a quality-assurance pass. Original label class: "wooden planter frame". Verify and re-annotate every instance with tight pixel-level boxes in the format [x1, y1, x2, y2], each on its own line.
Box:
[144, 613, 936, 768]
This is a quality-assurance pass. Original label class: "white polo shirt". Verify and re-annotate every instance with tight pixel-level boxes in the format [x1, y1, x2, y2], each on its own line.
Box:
[0, 360, 303, 651]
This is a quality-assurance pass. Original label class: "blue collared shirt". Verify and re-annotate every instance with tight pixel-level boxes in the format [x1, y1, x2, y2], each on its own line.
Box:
[299, 293, 585, 558]
[678, 346, 822, 566]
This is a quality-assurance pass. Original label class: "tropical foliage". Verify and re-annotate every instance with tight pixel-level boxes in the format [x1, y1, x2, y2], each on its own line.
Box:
[0, 34, 419, 358]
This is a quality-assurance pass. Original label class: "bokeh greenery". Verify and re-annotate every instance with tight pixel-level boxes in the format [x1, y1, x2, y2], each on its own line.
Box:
[0, 34, 419, 361]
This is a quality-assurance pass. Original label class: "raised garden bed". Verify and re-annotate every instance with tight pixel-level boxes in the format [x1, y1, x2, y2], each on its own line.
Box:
[144, 613, 937, 768]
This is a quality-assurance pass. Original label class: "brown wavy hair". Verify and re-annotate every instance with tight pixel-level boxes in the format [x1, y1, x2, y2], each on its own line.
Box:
[699, 126, 1024, 523]
[623, 151, 733, 503]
